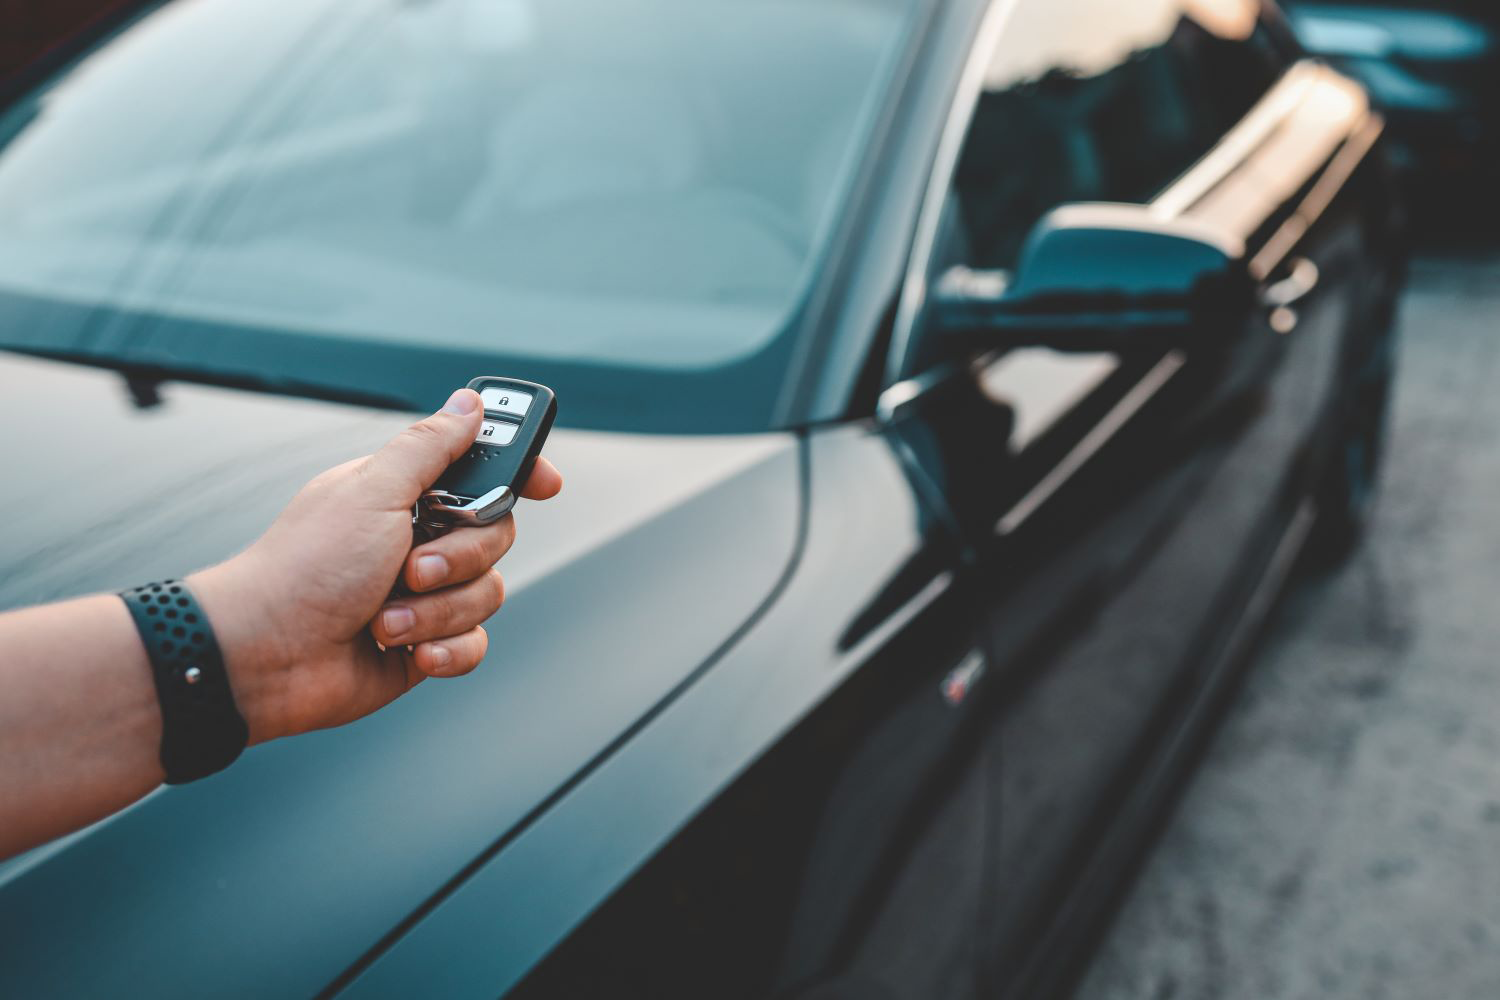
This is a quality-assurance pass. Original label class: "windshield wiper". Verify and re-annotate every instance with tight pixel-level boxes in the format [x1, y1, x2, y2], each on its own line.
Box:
[123, 370, 164, 410]
[6, 345, 419, 413]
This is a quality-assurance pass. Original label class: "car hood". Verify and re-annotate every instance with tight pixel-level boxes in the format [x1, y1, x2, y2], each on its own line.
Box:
[0, 352, 803, 997]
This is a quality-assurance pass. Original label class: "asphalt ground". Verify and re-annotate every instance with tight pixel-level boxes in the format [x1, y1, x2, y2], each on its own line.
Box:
[1076, 246, 1500, 1000]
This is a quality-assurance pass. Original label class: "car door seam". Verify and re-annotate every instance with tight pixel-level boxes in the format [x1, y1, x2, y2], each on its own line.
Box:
[316, 435, 814, 999]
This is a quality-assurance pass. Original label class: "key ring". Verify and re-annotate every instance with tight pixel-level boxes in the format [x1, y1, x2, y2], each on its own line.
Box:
[388, 493, 467, 607]
[412, 490, 465, 542]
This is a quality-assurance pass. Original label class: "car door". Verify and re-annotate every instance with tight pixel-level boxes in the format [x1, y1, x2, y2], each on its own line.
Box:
[874, 0, 1393, 992]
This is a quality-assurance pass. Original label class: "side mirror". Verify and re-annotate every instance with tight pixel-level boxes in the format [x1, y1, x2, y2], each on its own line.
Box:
[929, 203, 1251, 353]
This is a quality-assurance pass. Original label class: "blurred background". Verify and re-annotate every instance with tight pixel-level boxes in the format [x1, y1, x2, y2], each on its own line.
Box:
[1280, 0, 1499, 234]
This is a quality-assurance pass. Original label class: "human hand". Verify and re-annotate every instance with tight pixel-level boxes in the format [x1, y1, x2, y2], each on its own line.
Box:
[188, 388, 562, 745]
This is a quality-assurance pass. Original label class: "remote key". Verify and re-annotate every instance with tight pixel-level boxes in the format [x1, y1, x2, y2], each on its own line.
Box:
[419, 376, 557, 529]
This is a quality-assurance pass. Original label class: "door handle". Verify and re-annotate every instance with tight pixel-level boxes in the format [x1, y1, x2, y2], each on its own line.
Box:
[1260, 257, 1320, 333]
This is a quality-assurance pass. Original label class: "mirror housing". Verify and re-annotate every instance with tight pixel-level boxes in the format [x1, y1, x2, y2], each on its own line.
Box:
[930, 203, 1251, 353]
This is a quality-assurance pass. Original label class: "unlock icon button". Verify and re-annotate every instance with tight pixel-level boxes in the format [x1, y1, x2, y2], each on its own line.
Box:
[479, 386, 534, 419]
[476, 420, 518, 445]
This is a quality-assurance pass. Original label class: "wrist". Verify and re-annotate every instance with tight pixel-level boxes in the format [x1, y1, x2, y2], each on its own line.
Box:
[187, 555, 294, 747]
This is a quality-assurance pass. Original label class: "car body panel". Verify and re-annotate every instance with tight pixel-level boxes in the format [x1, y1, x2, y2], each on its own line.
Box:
[344, 425, 946, 997]
[0, 0, 1411, 997]
[0, 354, 802, 998]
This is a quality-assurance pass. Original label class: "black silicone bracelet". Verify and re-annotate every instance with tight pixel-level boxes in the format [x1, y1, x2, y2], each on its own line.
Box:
[120, 581, 248, 784]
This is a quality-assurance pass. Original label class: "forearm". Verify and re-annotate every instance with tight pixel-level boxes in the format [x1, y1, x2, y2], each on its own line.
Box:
[0, 570, 298, 860]
[0, 594, 165, 859]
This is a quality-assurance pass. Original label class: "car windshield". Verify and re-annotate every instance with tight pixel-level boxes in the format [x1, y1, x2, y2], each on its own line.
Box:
[0, 0, 917, 430]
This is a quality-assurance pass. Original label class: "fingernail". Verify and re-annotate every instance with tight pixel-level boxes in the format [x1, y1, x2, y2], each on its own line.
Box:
[382, 606, 415, 638]
[415, 554, 448, 588]
[428, 643, 453, 671]
[442, 389, 478, 415]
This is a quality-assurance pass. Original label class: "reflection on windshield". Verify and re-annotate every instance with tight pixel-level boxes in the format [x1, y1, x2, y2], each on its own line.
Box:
[0, 0, 910, 371]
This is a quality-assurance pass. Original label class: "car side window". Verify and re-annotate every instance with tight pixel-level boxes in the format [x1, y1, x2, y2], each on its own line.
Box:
[933, 0, 1286, 279]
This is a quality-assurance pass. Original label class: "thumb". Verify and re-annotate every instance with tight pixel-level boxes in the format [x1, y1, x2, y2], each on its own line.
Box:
[361, 388, 483, 508]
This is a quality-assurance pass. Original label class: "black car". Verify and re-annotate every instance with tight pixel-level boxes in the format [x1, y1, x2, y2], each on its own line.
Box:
[0, 0, 1404, 997]
[1282, 0, 1500, 180]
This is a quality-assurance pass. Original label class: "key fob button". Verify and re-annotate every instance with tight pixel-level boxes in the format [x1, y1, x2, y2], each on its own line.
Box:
[429, 377, 555, 526]
[477, 420, 517, 445]
[479, 387, 533, 418]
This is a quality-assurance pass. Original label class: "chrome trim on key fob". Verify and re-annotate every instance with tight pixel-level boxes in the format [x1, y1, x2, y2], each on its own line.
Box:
[418, 484, 516, 527]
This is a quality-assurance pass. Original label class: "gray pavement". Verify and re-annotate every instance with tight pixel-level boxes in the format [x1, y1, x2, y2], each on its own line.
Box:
[1077, 250, 1500, 1000]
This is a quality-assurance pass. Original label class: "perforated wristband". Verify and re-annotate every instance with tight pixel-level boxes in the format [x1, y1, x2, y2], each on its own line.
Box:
[120, 581, 248, 784]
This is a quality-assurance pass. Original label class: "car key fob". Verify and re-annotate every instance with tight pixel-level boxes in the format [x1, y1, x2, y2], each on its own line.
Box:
[418, 376, 556, 530]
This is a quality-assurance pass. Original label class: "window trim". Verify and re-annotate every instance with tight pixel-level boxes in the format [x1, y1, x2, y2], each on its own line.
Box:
[879, 0, 1024, 400]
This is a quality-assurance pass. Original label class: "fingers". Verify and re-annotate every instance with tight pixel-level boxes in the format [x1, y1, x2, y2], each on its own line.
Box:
[360, 389, 483, 507]
[519, 457, 563, 500]
[409, 626, 489, 679]
[359, 391, 562, 511]
[371, 569, 504, 648]
[402, 517, 516, 592]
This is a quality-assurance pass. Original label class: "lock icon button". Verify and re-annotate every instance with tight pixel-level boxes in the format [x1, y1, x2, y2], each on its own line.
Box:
[480, 386, 534, 419]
